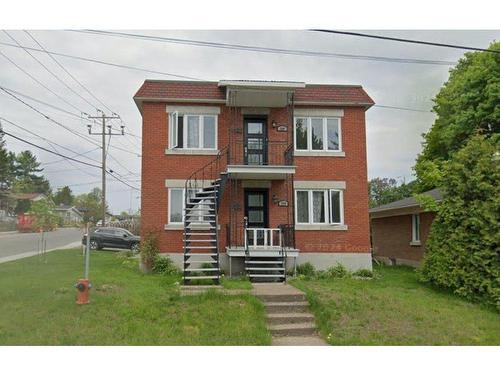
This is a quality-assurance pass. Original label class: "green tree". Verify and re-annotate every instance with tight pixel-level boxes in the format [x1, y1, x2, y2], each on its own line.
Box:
[419, 134, 500, 309]
[414, 41, 500, 191]
[368, 177, 417, 208]
[12, 150, 50, 194]
[29, 198, 58, 231]
[53, 186, 74, 206]
[0, 130, 15, 193]
[75, 187, 106, 223]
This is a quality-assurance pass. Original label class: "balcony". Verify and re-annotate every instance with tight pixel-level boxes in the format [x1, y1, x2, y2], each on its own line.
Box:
[226, 140, 295, 180]
[226, 223, 298, 257]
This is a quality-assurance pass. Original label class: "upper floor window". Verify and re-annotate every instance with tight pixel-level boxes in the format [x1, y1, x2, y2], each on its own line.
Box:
[294, 117, 341, 152]
[169, 112, 217, 150]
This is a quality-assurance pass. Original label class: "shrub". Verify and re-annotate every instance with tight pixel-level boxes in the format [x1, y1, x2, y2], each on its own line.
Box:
[139, 232, 159, 273]
[419, 135, 500, 310]
[326, 263, 349, 279]
[296, 262, 316, 277]
[152, 255, 179, 276]
[353, 269, 373, 278]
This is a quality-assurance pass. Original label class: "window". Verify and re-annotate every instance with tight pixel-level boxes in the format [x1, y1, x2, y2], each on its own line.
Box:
[295, 189, 344, 225]
[412, 213, 420, 243]
[294, 117, 341, 152]
[168, 188, 211, 224]
[169, 113, 217, 150]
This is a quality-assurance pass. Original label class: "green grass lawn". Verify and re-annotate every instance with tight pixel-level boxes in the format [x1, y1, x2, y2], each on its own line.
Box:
[291, 265, 500, 345]
[0, 249, 270, 345]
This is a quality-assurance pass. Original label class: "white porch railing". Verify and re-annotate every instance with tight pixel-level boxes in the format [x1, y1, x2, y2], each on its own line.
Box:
[245, 227, 281, 248]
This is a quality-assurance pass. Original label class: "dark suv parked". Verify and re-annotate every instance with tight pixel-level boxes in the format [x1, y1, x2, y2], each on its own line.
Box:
[82, 227, 141, 252]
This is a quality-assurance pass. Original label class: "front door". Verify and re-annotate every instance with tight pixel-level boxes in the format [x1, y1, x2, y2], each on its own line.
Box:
[244, 117, 267, 165]
[244, 189, 268, 246]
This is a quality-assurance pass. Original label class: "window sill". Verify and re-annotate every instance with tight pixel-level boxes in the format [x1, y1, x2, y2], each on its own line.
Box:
[165, 149, 220, 155]
[410, 241, 421, 247]
[164, 224, 183, 231]
[164, 223, 217, 231]
[295, 224, 348, 231]
[294, 150, 345, 157]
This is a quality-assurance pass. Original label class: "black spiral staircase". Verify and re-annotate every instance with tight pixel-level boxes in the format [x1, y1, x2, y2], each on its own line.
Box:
[183, 149, 227, 285]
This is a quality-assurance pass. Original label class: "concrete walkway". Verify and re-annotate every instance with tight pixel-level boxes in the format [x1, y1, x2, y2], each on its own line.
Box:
[252, 283, 327, 346]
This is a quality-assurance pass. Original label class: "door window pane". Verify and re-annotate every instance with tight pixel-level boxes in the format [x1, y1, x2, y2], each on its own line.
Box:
[247, 154, 262, 165]
[170, 189, 183, 223]
[330, 190, 341, 224]
[248, 210, 264, 223]
[248, 194, 264, 206]
[295, 118, 308, 150]
[296, 191, 309, 223]
[311, 119, 324, 150]
[187, 116, 200, 148]
[312, 191, 326, 223]
[327, 118, 340, 150]
[247, 138, 263, 150]
[247, 122, 263, 134]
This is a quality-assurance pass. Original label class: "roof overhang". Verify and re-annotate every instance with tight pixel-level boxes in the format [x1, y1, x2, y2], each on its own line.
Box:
[219, 80, 305, 108]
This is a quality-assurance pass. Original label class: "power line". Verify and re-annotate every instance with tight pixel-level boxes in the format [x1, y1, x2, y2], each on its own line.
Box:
[0, 85, 82, 119]
[73, 29, 456, 66]
[0, 116, 100, 164]
[24, 30, 142, 143]
[0, 40, 204, 80]
[312, 30, 500, 54]
[2, 30, 97, 112]
[373, 104, 433, 113]
[1, 129, 140, 190]
[41, 147, 100, 166]
[0, 86, 141, 156]
[0, 47, 89, 116]
[23, 30, 112, 113]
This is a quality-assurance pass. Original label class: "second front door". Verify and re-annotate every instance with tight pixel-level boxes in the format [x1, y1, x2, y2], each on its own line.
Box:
[244, 117, 267, 165]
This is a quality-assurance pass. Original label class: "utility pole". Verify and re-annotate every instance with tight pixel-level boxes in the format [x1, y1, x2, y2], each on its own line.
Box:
[87, 111, 123, 226]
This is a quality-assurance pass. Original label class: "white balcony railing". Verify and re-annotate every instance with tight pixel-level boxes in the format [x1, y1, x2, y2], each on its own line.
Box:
[245, 227, 281, 249]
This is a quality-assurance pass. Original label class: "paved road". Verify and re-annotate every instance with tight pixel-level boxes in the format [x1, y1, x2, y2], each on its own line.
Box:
[0, 228, 83, 263]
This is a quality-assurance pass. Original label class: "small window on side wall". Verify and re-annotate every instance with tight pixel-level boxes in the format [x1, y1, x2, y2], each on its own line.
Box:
[412, 213, 421, 243]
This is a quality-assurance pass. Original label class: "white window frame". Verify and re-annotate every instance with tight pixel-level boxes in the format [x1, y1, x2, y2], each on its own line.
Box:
[168, 188, 184, 224]
[412, 213, 421, 243]
[168, 113, 218, 150]
[295, 189, 344, 225]
[293, 117, 342, 153]
[329, 189, 344, 225]
[168, 188, 210, 224]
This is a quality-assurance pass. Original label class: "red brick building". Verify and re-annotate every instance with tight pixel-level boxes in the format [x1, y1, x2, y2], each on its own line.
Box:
[369, 188, 442, 267]
[134, 80, 374, 282]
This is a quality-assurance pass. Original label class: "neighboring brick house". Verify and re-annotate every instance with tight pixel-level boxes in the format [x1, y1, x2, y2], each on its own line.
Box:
[134, 79, 374, 283]
[369, 188, 442, 267]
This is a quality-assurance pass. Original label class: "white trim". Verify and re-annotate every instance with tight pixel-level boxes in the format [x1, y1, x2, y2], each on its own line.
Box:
[294, 108, 344, 117]
[168, 188, 184, 224]
[329, 189, 344, 225]
[410, 241, 422, 247]
[165, 105, 221, 115]
[165, 179, 214, 188]
[293, 116, 342, 153]
[218, 80, 305, 88]
[165, 149, 220, 155]
[294, 180, 346, 189]
[295, 224, 348, 231]
[167, 113, 218, 151]
[411, 213, 421, 243]
[294, 188, 345, 226]
[294, 151, 345, 157]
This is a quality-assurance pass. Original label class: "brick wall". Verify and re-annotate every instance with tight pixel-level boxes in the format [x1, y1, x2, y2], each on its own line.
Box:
[371, 212, 436, 264]
[140, 87, 371, 255]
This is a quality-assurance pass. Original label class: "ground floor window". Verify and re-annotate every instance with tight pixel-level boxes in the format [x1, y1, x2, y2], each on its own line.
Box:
[412, 213, 420, 242]
[295, 189, 344, 225]
[168, 188, 210, 224]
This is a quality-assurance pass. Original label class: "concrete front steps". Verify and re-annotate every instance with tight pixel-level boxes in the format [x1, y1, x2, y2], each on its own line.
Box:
[252, 283, 327, 346]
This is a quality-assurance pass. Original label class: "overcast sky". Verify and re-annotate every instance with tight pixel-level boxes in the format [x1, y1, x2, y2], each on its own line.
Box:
[0, 30, 498, 213]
